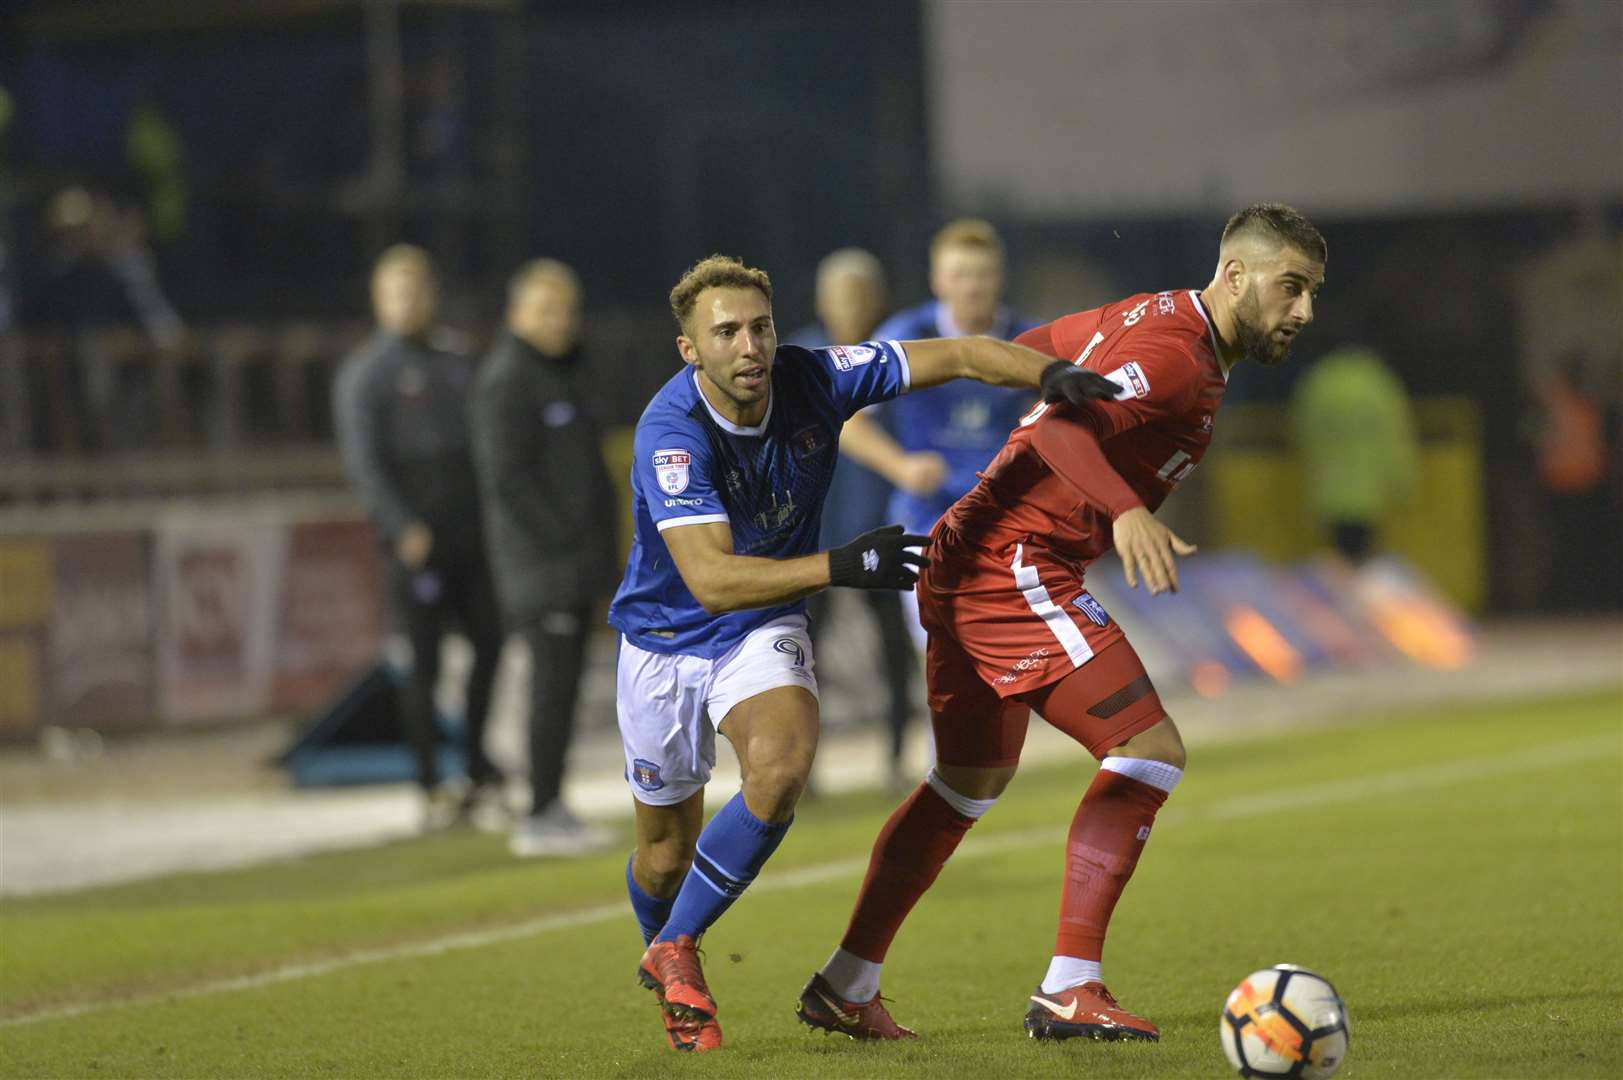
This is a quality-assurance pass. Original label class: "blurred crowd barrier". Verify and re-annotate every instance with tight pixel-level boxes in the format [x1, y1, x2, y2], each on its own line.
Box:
[0, 321, 369, 498]
[0, 500, 385, 739]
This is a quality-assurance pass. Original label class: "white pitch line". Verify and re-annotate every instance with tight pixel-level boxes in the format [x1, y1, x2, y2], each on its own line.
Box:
[2, 734, 1615, 1031]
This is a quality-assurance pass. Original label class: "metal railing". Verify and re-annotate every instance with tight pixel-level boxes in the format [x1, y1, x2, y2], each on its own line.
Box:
[1, 321, 371, 503]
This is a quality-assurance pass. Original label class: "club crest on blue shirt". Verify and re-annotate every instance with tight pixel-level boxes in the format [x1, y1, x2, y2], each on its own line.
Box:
[791, 424, 828, 459]
[631, 758, 664, 791]
[1073, 592, 1110, 627]
[652, 448, 692, 495]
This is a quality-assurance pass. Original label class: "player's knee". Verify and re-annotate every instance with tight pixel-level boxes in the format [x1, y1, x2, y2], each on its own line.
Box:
[638, 841, 693, 893]
[931, 762, 1015, 805]
[741, 754, 813, 820]
[1114, 715, 1186, 770]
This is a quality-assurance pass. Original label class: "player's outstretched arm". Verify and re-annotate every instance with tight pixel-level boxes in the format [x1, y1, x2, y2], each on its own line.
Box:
[662, 520, 829, 614]
[901, 336, 1119, 403]
[660, 520, 929, 615]
[838, 410, 947, 495]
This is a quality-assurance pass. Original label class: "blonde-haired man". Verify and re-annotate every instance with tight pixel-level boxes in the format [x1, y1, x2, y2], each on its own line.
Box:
[608, 253, 1118, 1052]
[333, 244, 505, 828]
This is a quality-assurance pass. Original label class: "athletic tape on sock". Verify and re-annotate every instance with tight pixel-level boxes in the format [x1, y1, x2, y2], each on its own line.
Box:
[925, 767, 998, 819]
[1100, 755, 1182, 794]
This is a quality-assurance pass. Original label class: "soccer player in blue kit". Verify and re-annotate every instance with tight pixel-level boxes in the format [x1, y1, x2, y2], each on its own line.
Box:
[608, 254, 1117, 1052]
[840, 220, 1040, 648]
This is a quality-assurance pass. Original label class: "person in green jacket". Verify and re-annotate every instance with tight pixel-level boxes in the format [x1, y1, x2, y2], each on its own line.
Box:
[1289, 346, 1419, 562]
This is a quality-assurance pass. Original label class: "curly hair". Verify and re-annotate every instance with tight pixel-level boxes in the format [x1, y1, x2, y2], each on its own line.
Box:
[668, 254, 773, 331]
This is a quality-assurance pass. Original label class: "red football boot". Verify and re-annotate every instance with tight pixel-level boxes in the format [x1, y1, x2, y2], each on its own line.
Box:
[638, 936, 721, 1050]
[795, 972, 918, 1040]
[647, 985, 723, 1052]
[1024, 981, 1159, 1042]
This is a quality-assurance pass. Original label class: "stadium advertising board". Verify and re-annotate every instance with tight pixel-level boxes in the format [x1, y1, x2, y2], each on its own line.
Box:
[46, 532, 154, 731]
[272, 520, 385, 711]
[0, 538, 51, 735]
[153, 515, 288, 724]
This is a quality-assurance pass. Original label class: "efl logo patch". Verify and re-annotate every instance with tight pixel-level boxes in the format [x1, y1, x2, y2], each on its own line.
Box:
[1073, 592, 1110, 627]
[828, 344, 877, 371]
[652, 449, 692, 495]
[1105, 361, 1150, 401]
[631, 758, 665, 792]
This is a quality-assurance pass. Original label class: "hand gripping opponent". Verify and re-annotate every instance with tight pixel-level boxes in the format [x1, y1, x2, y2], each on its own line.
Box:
[828, 524, 931, 591]
[1040, 360, 1121, 406]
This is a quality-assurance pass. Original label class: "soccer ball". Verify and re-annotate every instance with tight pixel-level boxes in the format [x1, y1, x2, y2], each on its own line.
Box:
[1219, 964, 1349, 1079]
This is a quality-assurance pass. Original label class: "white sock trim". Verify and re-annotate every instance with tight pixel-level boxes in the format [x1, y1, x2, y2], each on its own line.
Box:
[1100, 755, 1182, 794]
[1040, 955, 1102, 995]
[821, 946, 882, 1004]
[925, 767, 998, 819]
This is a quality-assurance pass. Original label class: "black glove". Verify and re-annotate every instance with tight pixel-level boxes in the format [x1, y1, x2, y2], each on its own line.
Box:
[1040, 359, 1120, 406]
[827, 524, 931, 590]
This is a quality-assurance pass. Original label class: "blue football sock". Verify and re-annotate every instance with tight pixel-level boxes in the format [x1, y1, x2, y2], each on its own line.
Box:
[654, 793, 791, 943]
[626, 854, 676, 946]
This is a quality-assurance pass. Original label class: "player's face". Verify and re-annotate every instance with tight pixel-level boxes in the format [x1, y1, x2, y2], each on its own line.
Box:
[678, 285, 777, 423]
[372, 265, 438, 338]
[509, 279, 581, 357]
[931, 245, 1002, 330]
[1232, 247, 1323, 367]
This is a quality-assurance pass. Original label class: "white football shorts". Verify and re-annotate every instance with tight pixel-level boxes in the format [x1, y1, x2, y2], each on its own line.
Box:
[616, 614, 818, 806]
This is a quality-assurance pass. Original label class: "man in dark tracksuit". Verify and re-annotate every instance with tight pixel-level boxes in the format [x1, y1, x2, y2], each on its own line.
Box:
[334, 244, 505, 828]
[471, 259, 619, 857]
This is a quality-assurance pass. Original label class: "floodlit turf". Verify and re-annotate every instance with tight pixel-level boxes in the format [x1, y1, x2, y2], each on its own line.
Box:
[1, 689, 1619, 1078]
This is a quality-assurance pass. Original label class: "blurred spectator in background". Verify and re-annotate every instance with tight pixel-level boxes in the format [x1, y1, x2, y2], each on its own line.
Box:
[786, 248, 917, 789]
[334, 244, 504, 830]
[839, 219, 1039, 648]
[471, 259, 618, 857]
[17, 185, 185, 453]
[1531, 354, 1622, 610]
[1288, 345, 1419, 563]
[125, 99, 189, 245]
[21, 186, 183, 349]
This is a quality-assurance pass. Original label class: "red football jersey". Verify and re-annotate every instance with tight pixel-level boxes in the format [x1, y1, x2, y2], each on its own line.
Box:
[942, 289, 1228, 569]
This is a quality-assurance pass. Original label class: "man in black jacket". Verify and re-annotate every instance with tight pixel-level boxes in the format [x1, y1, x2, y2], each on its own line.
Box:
[334, 244, 506, 829]
[471, 258, 619, 856]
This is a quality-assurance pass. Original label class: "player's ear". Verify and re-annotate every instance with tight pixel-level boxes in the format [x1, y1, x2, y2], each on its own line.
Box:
[676, 335, 699, 367]
[1222, 257, 1248, 298]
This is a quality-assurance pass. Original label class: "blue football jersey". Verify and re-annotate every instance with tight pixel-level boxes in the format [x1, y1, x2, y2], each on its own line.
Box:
[608, 340, 911, 658]
[868, 301, 1040, 534]
[784, 321, 895, 547]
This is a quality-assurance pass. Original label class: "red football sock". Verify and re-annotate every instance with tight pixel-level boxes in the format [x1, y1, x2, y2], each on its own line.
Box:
[840, 782, 976, 962]
[1055, 767, 1169, 962]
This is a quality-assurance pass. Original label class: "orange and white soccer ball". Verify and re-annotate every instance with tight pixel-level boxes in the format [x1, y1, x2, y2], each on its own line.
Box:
[1220, 964, 1349, 1079]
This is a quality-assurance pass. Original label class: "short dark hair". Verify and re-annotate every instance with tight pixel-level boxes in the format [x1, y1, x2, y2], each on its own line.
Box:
[1221, 204, 1326, 263]
[669, 254, 773, 331]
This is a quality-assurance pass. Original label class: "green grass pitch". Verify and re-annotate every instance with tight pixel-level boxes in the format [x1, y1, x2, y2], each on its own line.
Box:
[1, 688, 1618, 1078]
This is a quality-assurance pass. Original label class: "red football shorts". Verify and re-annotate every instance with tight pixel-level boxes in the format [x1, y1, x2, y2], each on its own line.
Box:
[918, 530, 1167, 766]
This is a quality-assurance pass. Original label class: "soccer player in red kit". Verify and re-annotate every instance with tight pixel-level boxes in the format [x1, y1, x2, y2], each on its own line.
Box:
[796, 204, 1327, 1044]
